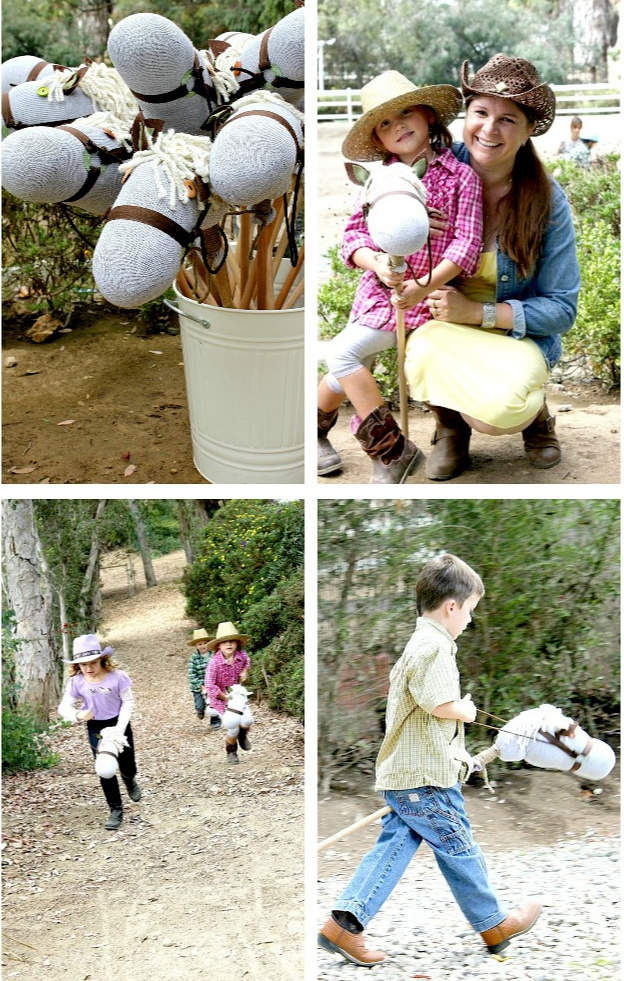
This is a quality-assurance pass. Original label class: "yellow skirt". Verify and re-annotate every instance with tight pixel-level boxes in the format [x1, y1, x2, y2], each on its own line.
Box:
[405, 320, 548, 430]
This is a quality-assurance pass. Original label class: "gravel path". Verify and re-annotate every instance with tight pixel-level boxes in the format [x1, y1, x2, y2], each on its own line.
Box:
[318, 834, 620, 981]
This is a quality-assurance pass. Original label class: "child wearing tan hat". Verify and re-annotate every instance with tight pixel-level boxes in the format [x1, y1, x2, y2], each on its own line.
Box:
[318, 70, 483, 484]
[187, 628, 219, 727]
[205, 622, 253, 763]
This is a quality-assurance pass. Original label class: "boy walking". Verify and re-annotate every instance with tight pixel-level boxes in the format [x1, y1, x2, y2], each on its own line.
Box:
[187, 629, 220, 728]
[318, 553, 541, 967]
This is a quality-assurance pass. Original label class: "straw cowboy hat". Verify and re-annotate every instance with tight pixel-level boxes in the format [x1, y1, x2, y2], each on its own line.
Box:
[63, 633, 105, 664]
[342, 70, 463, 162]
[187, 628, 214, 647]
[460, 53, 556, 136]
[207, 621, 250, 650]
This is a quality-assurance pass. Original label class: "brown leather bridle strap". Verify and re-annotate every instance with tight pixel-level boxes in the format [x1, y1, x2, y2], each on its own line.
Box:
[221, 108, 303, 159]
[131, 53, 214, 105]
[26, 60, 50, 82]
[58, 125, 130, 164]
[2, 90, 15, 128]
[256, 25, 304, 89]
[106, 205, 193, 248]
[537, 727, 593, 771]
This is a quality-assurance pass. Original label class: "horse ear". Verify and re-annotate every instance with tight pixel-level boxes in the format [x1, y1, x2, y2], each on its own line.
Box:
[412, 158, 427, 179]
[344, 162, 370, 186]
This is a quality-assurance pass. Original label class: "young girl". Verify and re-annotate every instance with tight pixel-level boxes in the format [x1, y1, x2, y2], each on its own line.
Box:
[57, 634, 141, 830]
[318, 70, 483, 484]
[204, 622, 253, 764]
[187, 627, 220, 728]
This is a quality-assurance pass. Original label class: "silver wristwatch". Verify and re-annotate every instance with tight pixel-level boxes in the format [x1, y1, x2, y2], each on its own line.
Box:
[481, 302, 497, 328]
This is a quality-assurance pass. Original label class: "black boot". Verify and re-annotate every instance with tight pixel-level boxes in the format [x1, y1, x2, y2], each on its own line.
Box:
[123, 778, 142, 802]
[522, 403, 561, 468]
[318, 407, 342, 475]
[425, 405, 471, 480]
[226, 741, 239, 764]
[352, 404, 424, 484]
[105, 807, 123, 830]
[237, 727, 251, 751]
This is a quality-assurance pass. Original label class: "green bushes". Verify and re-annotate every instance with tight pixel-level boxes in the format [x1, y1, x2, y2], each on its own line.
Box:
[547, 154, 620, 389]
[2, 616, 60, 774]
[183, 500, 304, 719]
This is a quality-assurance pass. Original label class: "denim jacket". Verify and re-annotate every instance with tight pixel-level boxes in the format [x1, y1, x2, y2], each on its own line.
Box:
[452, 142, 580, 368]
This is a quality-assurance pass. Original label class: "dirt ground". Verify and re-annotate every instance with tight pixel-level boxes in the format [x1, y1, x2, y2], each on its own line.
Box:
[317, 387, 620, 485]
[318, 762, 620, 880]
[316, 120, 620, 486]
[1, 550, 304, 980]
[2, 309, 209, 485]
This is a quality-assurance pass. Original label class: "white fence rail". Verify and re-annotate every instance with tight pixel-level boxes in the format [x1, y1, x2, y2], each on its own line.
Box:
[318, 83, 620, 124]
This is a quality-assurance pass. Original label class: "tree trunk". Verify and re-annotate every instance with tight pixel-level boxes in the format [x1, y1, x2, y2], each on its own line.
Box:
[76, 0, 115, 59]
[573, 0, 618, 80]
[78, 499, 107, 625]
[128, 500, 157, 587]
[2, 500, 59, 719]
[177, 502, 195, 565]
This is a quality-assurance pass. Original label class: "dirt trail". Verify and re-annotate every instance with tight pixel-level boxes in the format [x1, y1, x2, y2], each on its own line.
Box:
[2, 550, 304, 980]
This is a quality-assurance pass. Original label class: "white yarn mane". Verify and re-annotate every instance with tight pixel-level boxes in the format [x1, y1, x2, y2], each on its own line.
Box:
[497, 703, 573, 755]
[119, 129, 212, 207]
[201, 48, 242, 103]
[46, 63, 138, 126]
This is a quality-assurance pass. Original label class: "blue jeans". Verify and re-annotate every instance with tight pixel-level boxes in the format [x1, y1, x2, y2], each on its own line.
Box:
[334, 784, 506, 933]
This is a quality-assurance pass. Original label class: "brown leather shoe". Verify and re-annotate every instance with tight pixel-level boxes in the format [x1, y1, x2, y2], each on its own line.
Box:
[522, 403, 561, 469]
[352, 405, 424, 485]
[318, 916, 386, 967]
[425, 405, 471, 480]
[480, 901, 542, 955]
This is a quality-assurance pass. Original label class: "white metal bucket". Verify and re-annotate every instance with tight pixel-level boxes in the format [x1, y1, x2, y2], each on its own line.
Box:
[172, 283, 304, 484]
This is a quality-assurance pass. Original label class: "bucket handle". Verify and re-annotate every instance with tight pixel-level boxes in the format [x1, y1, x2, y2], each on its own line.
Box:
[164, 299, 211, 329]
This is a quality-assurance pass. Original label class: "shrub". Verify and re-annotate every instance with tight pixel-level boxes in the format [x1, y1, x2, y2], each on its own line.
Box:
[566, 219, 620, 388]
[244, 569, 304, 719]
[318, 245, 400, 405]
[1, 617, 60, 773]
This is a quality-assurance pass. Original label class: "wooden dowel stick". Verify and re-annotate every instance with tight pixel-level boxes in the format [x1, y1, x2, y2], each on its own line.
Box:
[275, 243, 305, 309]
[317, 806, 391, 853]
[236, 210, 252, 286]
[281, 276, 305, 310]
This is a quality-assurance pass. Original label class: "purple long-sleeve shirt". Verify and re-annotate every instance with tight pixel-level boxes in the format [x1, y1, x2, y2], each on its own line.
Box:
[205, 649, 250, 713]
[342, 147, 483, 332]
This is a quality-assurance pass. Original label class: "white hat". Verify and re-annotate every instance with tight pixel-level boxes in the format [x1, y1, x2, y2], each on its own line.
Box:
[208, 621, 250, 651]
[63, 633, 104, 664]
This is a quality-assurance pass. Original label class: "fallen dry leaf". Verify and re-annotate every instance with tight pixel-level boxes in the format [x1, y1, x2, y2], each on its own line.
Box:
[9, 466, 36, 474]
[149, 350, 163, 355]
[124, 464, 137, 477]
[57, 420, 75, 426]
[121, 451, 131, 461]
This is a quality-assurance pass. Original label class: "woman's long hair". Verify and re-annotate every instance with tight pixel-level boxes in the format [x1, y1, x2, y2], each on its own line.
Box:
[471, 100, 552, 279]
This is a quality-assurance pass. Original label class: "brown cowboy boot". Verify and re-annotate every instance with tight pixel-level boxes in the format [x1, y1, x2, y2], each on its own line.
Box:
[318, 916, 386, 967]
[318, 407, 343, 476]
[522, 403, 561, 468]
[352, 404, 424, 484]
[480, 901, 542, 955]
[425, 404, 471, 480]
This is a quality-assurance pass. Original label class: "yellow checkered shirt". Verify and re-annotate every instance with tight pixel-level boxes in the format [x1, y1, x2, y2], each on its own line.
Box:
[375, 617, 465, 790]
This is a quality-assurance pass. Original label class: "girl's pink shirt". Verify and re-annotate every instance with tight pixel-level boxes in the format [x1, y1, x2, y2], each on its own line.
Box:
[342, 147, 483, 332]
[205, 649, 251, 713]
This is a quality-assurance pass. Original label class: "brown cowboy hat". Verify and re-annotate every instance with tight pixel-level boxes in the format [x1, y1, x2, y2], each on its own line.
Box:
[460, 54, 556, 136]
[342, 70, 463, 162]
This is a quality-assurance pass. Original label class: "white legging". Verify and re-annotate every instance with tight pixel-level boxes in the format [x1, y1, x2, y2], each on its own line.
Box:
[324, 322, 398, 395]
[221, 706, 254, 738]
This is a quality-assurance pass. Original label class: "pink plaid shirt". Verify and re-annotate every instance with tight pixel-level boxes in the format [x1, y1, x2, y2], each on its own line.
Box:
[205, 649, 250, 714]
[342, 148, 483, 332]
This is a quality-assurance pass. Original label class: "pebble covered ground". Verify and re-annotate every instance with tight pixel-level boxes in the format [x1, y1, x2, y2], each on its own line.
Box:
[318, 833, 620, 981]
